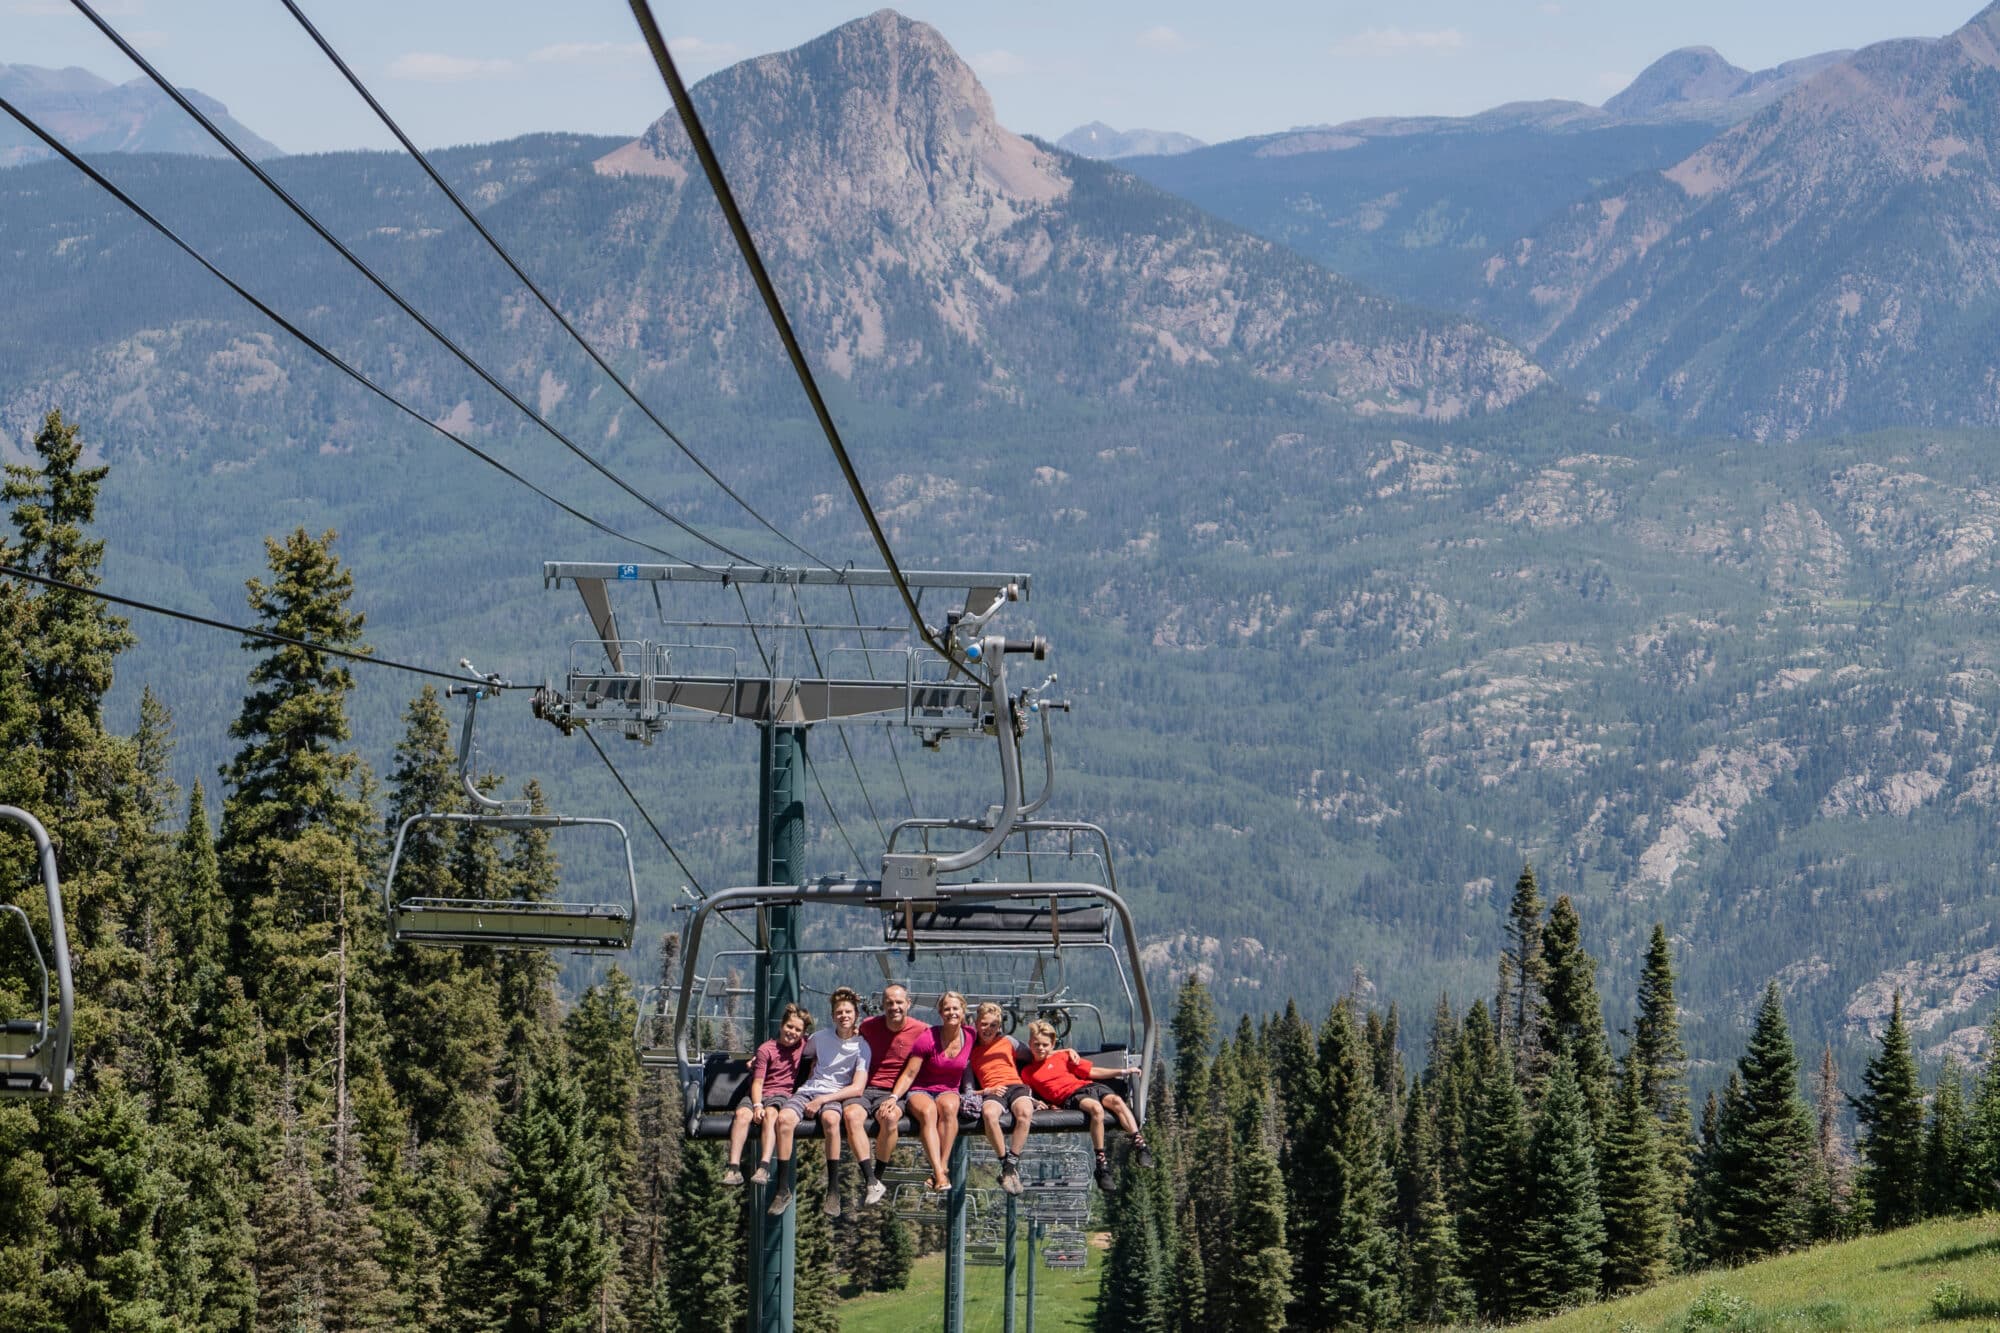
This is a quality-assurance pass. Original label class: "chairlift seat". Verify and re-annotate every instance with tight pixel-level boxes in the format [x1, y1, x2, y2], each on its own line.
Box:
[391, 898, 634, 950]
[882, 900, 1109, 947]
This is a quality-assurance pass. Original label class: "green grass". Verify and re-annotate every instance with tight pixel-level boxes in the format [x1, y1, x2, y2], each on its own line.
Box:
[837, 1233, 1103, 1332]
[1485, 1215, 2000, 1332]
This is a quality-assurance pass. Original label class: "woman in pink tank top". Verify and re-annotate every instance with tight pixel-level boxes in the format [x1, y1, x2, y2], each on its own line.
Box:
[897, 991, 973, 1191]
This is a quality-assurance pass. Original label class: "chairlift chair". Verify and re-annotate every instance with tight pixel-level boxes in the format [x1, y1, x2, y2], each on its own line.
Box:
[0, 807, 73, 1097]
[384, 671, 638, 951]
[671, 634, 1155, 1140]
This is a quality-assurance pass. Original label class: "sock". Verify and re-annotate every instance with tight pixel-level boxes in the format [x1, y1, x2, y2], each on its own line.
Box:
[861, 1155, 879, 1184]
[782, 1156, 796, 1190]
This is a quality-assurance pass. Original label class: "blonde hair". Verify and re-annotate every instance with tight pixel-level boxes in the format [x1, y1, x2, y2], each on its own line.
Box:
[975, 1001, 1004, 1025]
[937, 991, 966, 1019]
[1027, 1019, 1060, 1044]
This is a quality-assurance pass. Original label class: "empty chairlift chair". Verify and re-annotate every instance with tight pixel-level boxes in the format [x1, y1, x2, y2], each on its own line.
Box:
[384, 673, 637, 950]
[0, 807, 74, 1098]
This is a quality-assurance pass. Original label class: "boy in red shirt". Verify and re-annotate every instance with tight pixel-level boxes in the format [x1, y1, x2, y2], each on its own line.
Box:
[1020, 1019, 1151, 1191]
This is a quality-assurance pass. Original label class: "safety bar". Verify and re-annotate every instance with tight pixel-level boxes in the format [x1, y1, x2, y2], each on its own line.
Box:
[0, 807, 73, 1096]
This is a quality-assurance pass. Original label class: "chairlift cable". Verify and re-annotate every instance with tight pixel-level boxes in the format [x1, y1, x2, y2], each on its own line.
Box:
[273, 0, 840, 572]
[69, 0, 757, 567]
[846, 581, 920, 819]
[623, 0, 973, 674]
[0, 562, 472, 685]
[803, 751, 866, 879]
[0, 96, 693, 565]
[789, 585, 888, 848]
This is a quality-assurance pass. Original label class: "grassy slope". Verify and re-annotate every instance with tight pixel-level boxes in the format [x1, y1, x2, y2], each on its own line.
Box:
[1491, 1215, 2000, 1332]
[838, 1235, 1103, 1331]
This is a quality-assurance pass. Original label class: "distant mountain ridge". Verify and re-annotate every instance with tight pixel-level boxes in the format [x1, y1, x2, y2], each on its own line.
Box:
[1603, 45, 1854, 121]
[0, 62, 284, 166]
[1474, 1, 2000, 439]
[1056, 121, 1204, 159]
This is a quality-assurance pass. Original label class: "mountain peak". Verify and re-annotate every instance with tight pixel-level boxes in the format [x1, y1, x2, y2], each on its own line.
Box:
[1603, 46, 1752, 116]
[599, 7, 1066, 211]
[1056, 121, 1205, 159]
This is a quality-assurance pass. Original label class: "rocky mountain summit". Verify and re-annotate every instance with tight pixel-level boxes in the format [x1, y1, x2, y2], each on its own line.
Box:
[1602, 46, 1851, 121]
[588, 9, 1545, 418]
[0, 62, 283, 166]
[1055, 121, 1205, 159]
[1476, 2, 2000, 439]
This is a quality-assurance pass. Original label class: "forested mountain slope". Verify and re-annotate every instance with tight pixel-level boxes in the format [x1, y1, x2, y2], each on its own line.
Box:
[1, 11, 1997, 1075]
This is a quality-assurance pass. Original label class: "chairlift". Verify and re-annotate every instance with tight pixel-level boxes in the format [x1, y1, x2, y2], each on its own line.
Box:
[0, 807, 73, 1097]
[671, 635, 1155, 1141]
[383, 667, 637, 950]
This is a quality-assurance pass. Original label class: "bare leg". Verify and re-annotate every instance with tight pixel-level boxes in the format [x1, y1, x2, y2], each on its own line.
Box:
[1008, 1095, 1034, 1156]
[820, 1107, 844, 1162]
[1080, 1099, 1106, 1153]
[874, 1099, 902, 1162]
[775, 1108, 800, 1160]
[908, 1092, 944, 1187]
[1101, 1093, 1140, 1137]
[726, 1104, 755, 1166]
[758, 1107, 780, 1165]
[981, 1100, 1008, 1159]
[936, 1092, 963, 1175]
[844, 1102, 873, 1163]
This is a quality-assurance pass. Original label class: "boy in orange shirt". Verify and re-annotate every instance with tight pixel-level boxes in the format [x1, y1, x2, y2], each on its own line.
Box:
[1019, 1018, 1150, 1191]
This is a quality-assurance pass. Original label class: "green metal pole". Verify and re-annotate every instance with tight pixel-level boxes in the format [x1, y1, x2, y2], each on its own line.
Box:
[1003, 1189, 1019, 1333]
[942, 1134, 970, 1331]
[749, 725, 805, 1333]
[1025, 1220, 1039, 1333]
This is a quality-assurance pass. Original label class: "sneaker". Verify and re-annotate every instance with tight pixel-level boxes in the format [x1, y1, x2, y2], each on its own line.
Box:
[751, 1163, 771, 1186]
[766, 1186, 792, 1216]
[1094, 1156, 1116, 1193]
[822, 1188, 841, 1218]
[1134, 1138, 1155, 1170]
[1000, 1155, 1022, 1195]
[723, 1164, 744, 1187]
[865, 1180, 888, 1206]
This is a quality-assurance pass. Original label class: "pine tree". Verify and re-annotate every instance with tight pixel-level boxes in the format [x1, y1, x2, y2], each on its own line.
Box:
[1707, 984, 1814, 1261]
[1100, 1165, 1170, 1332]
[1459, 1044, 1530, 1319]
[1854, 991, 1925, 1229]
[1922, 1060, 1972, 1218]
[1631, 925, 1694, 1256]
[663, 1141, 742, 1327]
[1315, 1002, 1399, 1329]
[1228, 1101, 1291, 1332]
[1539, 895, 1614, 1131]
[481, 1061, 619, 1333]
[1267, 999, 1322, 1326]
[1518, 1057, 1605, 1316]
[1599, 1056, 1673, 1294]
[1189, 1063, 1237, 1325]
[1171, 974, 1217, 1117]
[1808, 1044, 1856, 1240]
[1497, 862, 1549, 1085]
[1973, 1010, 2000, 1211]
[790, 1152, 842, 1333]
[1397, 1080, 1472, 1325]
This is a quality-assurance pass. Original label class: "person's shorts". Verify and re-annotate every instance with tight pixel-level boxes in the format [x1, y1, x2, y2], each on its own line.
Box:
[859, 1087, 904, 1115]
[782, 1089, 845, 1120]
[1060, 1083, 1116, 1111]
[756, 1094, 789, 1111]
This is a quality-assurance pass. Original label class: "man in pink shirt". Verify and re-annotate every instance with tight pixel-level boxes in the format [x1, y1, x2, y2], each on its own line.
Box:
[854, 982, 930, 1204]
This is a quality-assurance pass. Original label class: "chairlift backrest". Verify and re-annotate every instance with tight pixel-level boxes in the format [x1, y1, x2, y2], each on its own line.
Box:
[0, 807, 73, 1098]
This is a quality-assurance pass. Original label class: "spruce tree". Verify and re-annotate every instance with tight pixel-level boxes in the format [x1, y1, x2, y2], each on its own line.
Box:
[1599, 1056, 1673, 1294]
[1539, 895, 1614, 1130]
[1973, 1010, 2000, 1211]
[1459, 1044, 1530, 1319]
[481, 1061, 618, 1333]
[1520, 1058, 1605, 1315]
[1316, 1002, 1400, 1329]
[1707, 984, 1814, 1260]
[1922, 1060, 1972, 1218]
[1171, 974, 1217, 1116]
[1631, 925, 1694, 1256]
[1854, 991, 1925, 1229]
[1189, 1063, 1237, 1325]
[1228, 1101, 1292, 1332]
[1397, 1080, 1471, 1325]
[1100, 1164, 1170, 1332]
[663, 1141, 742, 1326]
[1497, 861, 1549, 1083]
[1808, 1044, 1855, 1240]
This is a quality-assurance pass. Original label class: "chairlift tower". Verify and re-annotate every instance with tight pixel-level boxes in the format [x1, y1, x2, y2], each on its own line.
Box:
[541, 560, 1035, 1333]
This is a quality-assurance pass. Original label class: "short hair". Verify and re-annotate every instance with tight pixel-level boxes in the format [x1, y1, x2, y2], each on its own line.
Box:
[975, 1001, 1004, 1024]
[937, 990, 966, 1017]
[1027, 1019, 1059, 1044]
[829, 986, 861, 1014]
[779, 1003, 812, 1031]
[883, 982, 909, 1001]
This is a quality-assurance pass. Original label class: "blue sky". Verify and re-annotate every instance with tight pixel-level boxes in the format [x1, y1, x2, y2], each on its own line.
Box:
[6, 0, 1989, 154]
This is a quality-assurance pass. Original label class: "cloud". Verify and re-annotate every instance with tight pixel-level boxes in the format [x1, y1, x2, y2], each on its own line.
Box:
[1331, 27, 1466, 57]
[387, 52, 515, 81]
[969, 48, 1028, 78]
[1137, 26, 1192, 52]
[530, 40, 648, 63]
[668, 36, 745, 66]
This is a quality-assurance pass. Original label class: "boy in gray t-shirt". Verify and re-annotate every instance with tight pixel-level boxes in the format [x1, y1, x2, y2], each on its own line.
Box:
[766, 986, 874, 1217]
